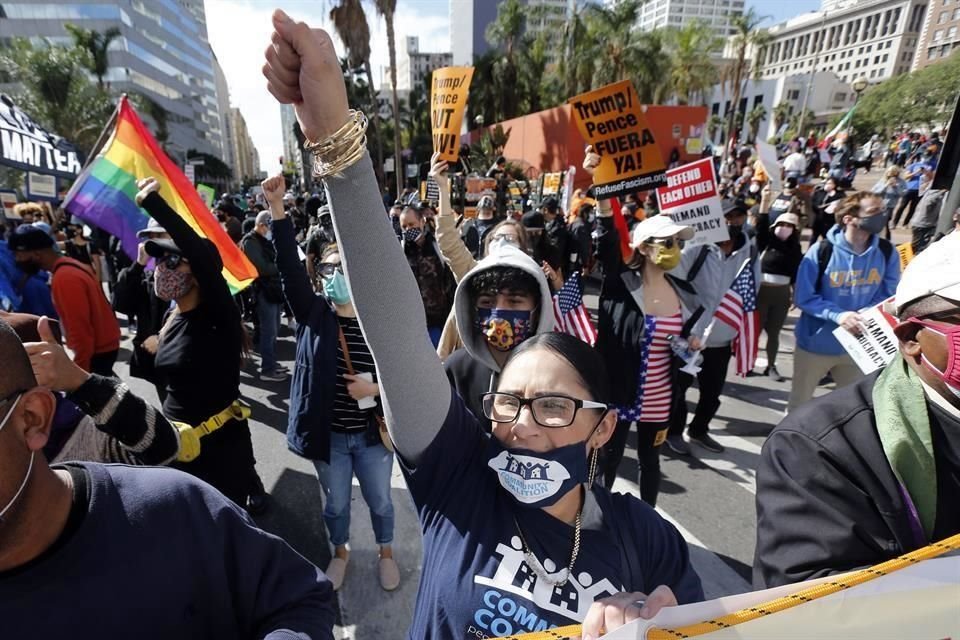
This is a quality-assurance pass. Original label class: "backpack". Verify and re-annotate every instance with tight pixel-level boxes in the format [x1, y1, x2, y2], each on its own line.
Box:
[814, 237, 893, 293]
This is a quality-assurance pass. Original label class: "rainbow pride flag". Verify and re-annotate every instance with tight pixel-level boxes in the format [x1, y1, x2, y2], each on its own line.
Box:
[63, 95, 256, 293]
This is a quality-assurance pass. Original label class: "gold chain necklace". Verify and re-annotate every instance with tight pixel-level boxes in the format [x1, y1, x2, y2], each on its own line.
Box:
[513, 508, 582, 587]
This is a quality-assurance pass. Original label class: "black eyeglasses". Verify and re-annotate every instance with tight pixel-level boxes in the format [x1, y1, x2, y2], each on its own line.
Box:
[318, 263, 343, 278]
[158, 253, 188, 270]
[0, 390, 25, 412]
[647, 237, 685, 250]
[481, 392, 607, 428]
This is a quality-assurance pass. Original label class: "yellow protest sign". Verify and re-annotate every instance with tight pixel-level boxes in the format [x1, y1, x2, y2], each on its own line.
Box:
[896, 241, 914, 272]
[430, 66, 474, 162]
[542, 172, 562, 195]
[568, 80, 666, 199]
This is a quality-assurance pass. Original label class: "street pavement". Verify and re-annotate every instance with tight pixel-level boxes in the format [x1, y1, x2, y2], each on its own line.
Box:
[116, 165, 909, 639]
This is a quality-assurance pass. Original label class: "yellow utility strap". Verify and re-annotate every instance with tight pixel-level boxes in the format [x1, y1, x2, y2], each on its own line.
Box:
[495, 531, 960, 640]
[174, 400, 252, 463]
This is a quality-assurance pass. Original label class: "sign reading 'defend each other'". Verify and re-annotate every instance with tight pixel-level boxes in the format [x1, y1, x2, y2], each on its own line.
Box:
[0, 95, 82, 179]
[656, 158, 728, 247]
[568, 80, 667, 199]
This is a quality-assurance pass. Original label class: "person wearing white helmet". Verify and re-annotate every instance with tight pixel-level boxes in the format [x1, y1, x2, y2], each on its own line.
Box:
[756, 232, 960, 588]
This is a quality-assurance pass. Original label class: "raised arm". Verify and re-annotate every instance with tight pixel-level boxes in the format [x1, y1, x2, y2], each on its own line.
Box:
[137, 186, 236, 320]
[263, 12, 449, 462]
[262, 175, 316, 323]
[430, 153, 477, 282]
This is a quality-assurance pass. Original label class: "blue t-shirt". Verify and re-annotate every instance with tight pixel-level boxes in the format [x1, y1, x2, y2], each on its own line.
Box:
[0, 462, 335, 639]
[905, 161, 930, 191]
[401, 389, 704, 639]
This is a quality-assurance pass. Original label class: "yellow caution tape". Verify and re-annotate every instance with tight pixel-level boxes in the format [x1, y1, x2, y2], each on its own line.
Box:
[495, 531, 960, 640]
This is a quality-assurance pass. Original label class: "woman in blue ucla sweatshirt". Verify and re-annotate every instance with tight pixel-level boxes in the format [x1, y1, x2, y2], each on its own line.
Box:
[789, 192, 901, 411]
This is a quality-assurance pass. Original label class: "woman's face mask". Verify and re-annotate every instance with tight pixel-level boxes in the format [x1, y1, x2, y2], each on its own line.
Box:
[648, 243, 682, 271]
[323, 270, 351, 305]
[774, 224, 795, 241]
[154, 264, 194, 301]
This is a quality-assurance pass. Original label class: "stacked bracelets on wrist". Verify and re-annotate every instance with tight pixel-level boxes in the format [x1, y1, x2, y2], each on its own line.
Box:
[303, 109, 369, 179]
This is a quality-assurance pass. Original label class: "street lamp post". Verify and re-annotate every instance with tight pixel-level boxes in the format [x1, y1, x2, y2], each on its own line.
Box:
[850, 76, 869, 139]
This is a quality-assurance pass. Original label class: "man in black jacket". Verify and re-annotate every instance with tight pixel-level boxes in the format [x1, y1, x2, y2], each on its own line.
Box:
[754, 232, 960, 588]
[241, 211, 286, 382]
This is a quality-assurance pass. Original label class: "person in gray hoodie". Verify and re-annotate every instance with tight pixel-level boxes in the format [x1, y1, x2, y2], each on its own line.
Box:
[443, 243, 556, 426]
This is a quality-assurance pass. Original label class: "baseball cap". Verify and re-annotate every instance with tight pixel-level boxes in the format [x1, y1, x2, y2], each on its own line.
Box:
[893, 233, 960, 317]
[722, 198, 749, 217]
[630, 214, 695, 248]
[144, 237, 224, 272]
[136, 217, 167, 239]
[9, 226, 55, 251]
[477, 195, 495, 210]
[772, 213, 801, 228]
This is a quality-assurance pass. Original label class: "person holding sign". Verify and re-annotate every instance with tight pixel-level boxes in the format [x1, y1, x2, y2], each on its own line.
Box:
[587, 146, 723, 501]
[788, 193, 900, 412]
[261, 12, 703, 637]
[756, 233, 960, 588]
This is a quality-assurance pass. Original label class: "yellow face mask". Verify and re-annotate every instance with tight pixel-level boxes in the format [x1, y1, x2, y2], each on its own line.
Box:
[651, 244, 682, 270]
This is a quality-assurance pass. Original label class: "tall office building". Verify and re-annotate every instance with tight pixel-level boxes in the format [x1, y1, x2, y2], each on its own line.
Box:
[450, 0, 591, 66]
[212, 52, 234, 183]
[636, 0, 745, 37]
[228, 107, 259, 185]
[0, 0, 224, 160]
[392, 36, 453, 92]
[913, 0, 960, 70]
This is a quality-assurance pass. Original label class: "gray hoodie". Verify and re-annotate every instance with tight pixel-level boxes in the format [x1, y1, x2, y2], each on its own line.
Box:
[452, 243, 556, 374]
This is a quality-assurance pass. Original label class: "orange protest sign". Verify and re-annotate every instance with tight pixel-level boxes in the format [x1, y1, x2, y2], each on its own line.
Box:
[430, 66, 474, 162]
[568, 80, 666, 199]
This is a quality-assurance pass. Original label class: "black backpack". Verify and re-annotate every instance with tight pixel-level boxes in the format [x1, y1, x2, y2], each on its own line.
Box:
[814, 237, 893, 292]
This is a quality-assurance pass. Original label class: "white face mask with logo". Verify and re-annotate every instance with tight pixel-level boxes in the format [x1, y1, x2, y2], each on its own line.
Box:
[0, 394, 34, 524]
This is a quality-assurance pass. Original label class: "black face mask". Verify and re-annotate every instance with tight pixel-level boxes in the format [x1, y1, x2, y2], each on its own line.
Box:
[727, 224, 743, 238]
[17, 260, 40, 276]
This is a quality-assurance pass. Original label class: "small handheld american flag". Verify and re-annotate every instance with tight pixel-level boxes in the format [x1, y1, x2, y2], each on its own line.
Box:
[714, 261, 759, 376]
[553, 272, 598, 346]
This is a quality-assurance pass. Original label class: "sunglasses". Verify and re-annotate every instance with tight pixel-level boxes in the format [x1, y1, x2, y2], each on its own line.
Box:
[318, 263, 344, 278]
[159, 253, 188, 270]
[647, 237, 685, 250]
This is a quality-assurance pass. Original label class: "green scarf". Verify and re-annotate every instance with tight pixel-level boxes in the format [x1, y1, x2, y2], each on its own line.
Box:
[873, 354, 937, 539]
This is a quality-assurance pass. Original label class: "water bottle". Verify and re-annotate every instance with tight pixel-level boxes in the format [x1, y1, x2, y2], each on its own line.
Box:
[667, 335, 703, 375]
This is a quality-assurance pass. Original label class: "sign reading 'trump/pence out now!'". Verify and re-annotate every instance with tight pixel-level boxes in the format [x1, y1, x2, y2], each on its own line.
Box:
[568, 80, 666, 199]
[430, 66, 474, 163]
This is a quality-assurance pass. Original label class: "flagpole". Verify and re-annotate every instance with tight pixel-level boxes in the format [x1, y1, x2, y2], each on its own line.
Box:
[62, 96, 121, 205]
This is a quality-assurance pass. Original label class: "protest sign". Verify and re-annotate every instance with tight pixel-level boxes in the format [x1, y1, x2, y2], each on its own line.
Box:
[26, 172, 57, 201]
[0, 95, 82, 179]
[896, 241, 914, 272]
[833, 297, 899, 374]
[656, 158, 727, 246]
[420, 177, 440, 204]
[601, 545, 960, 639]
[184, 163, 195, 184]
[542, 172, 562, 196]
[561, 166, 576, 214]
[196, 184, 215, 208]
[755, 141, 782, 193]
[568, 80, 666, 199]
[430, 66, 474, 162]
[0, 190, 18, 220]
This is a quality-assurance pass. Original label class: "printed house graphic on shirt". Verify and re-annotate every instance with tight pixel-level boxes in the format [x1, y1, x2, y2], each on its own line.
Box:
[503, 454, 552, 481]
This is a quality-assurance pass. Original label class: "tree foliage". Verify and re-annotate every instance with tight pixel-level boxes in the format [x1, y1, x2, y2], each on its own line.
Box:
[848, 51, 960, 143]
[65, 23, 120, 89]
[0, 38, 114, 155]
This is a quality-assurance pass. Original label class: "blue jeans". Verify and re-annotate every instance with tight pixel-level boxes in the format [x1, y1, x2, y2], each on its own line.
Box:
[313, 431, 395, 546]
[256, 290, 280, 373]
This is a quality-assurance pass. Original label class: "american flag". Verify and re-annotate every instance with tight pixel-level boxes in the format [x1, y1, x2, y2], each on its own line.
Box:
[715, 261, 759, 376]
[553, 272, 598, 346]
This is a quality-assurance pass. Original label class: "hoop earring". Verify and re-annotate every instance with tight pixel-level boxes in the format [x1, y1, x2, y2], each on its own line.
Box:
[587, 447, 600, 486]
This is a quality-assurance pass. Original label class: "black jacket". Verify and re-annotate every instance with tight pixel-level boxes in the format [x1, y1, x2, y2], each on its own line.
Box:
[443, 347, 495, 430]
[113, 262, 168, 383]
[754, 374, 933, 588]
[755, 213, 803, 283]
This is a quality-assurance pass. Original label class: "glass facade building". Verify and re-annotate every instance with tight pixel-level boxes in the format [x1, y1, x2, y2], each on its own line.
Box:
[0, 0, 225, 162]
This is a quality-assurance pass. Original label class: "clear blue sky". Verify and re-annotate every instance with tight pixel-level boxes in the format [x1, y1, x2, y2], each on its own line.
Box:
[749, 0, 823, 27]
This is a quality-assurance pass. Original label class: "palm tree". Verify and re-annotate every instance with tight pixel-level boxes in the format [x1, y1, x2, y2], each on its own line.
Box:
[486, 0, 526, 121]
[746, 104, 767, 142]
[772, 101, 792, 131]
[329, 0, 384, 187]
[374, 0, 402, 197]
[722, 8, 771, 149]
[581, 0, 645, 88]
[707, 114, 725, 141]
[65, 24, 121, 89]
[664, 21, 722, 105]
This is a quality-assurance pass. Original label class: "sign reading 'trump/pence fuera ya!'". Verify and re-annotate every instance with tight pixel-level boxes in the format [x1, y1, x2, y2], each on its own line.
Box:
[568, 80, 666, 199]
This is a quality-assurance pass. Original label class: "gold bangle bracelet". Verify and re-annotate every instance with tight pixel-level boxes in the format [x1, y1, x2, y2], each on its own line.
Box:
[304, 110, 369, 179]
